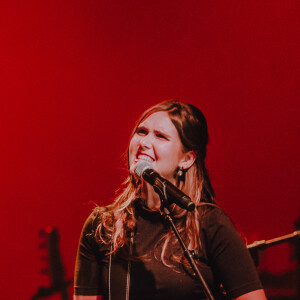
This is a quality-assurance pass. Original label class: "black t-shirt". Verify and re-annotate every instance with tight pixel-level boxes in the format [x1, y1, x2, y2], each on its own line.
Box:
[74, 203, 262, 299]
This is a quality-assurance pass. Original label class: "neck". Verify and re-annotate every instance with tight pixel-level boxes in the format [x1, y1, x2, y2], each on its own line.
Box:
[141, 182, 161, 211]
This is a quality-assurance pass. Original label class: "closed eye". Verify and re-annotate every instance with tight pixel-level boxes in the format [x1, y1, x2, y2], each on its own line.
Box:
[155, 132, 169, 140]
[135, 127, 148, 135]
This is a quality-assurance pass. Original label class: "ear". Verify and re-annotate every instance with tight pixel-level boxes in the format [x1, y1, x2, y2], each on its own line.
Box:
[179, 150, 196, 170]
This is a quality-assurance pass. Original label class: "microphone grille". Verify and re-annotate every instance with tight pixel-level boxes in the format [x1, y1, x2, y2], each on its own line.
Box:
[134, 160, 153, 177]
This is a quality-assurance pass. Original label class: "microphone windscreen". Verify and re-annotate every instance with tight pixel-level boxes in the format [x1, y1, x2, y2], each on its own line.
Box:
[134, 160, 153, 177]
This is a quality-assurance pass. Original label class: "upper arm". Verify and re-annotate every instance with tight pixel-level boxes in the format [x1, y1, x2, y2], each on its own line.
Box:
[233, 289, 266, 300]
[74, 209, 104, 296]
[73, 296, 101, 300]
[202, 208, 264, 298]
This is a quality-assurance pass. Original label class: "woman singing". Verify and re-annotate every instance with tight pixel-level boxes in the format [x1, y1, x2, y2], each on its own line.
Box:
[73, 101, 266, 300]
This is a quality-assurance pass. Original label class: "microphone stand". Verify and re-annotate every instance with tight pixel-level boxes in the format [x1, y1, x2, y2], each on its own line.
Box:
[247, 231, 300, 267]
[154, 184, 215, 300]
[247, 230, 300, 251]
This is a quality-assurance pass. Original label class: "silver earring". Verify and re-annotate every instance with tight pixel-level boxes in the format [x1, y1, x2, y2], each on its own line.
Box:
[177, 166, 185, 181]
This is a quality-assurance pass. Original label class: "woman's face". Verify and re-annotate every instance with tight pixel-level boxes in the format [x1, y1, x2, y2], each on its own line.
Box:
[129, 111, 189, 182]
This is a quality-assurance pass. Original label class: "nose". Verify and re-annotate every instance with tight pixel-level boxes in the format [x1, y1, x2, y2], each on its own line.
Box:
[139, 134, 152, 149]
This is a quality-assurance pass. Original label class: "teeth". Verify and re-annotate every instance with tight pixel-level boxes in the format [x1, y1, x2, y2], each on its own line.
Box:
[137, 154, 154, 162]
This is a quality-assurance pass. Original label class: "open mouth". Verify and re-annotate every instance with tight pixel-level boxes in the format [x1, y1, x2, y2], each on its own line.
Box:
[136, 153, 155, 163]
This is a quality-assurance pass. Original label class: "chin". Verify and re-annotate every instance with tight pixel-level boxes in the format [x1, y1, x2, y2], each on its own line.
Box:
[129, 163, 135, 175]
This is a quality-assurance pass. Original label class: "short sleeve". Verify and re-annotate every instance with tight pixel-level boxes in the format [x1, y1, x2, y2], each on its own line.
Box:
[201, 207, 263, 299]
[74, 208, 104, 295]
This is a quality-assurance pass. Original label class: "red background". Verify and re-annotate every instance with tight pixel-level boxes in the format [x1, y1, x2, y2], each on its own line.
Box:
[1, 1, 299, 299]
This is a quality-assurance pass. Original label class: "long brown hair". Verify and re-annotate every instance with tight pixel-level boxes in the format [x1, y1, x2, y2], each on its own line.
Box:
[96, 100, 215, 268]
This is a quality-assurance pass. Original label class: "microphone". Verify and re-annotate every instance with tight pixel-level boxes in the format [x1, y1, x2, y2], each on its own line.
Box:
[134, 160, 195, 211]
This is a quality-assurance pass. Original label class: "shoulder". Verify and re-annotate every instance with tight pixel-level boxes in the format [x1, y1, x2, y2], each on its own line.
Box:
[198, 205, 246, 253]
[82, 204, 116, 236]
[78, 207, 110, 252]
[198, 204, 233, 229]
[79, 206, 112, 246]
[82, 207, 102, 234]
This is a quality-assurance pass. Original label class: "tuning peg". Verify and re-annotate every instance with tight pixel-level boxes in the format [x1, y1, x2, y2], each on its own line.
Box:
[41, 268, 49, 275]
[38, 242, 47, 249]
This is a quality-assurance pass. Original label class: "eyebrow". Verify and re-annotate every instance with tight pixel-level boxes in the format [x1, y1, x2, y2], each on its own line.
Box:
[135, 125, 147, 131]
[154, 129, 170, 139]
[136, 125, 171, 139]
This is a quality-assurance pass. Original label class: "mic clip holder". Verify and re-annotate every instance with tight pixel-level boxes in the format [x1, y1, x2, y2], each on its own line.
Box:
[154, 183, 215, 300]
